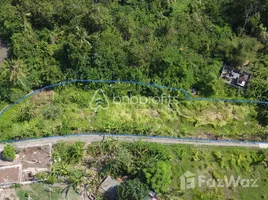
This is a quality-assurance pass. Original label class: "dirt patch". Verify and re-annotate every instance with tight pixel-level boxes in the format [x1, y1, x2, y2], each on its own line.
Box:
[203, 111, 224, 121]
[0, 188, 18, 200]
[149, 109, 160, 117]
[17, 144, 51, 169]
[32, 90, 54, 105]
[194, 132, 220, 140]
[0, 144, 52, 185]
[0, 165, 22, 185]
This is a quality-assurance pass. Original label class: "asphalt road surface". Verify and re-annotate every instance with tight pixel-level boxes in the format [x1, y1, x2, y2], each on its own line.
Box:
[0, 134, 267, 149]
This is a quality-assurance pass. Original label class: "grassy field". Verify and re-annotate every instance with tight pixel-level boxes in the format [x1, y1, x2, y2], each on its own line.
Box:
[0, 85, 267, 141]
[167, 144, 268, 199]
[16, 183, 79, 200]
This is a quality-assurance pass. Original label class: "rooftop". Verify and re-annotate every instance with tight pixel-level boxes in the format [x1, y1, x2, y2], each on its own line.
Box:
[220, 65, 251, 89]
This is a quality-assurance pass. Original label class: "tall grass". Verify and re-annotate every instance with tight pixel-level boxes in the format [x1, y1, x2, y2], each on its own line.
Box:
[0, 86, 266, 141]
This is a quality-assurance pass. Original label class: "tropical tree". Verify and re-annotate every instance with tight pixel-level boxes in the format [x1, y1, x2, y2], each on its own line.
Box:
[62, 169, 96, 198]
[218, 36, 263, 66]
[2, 59, 27, 87]
[62, 170, 84, 196]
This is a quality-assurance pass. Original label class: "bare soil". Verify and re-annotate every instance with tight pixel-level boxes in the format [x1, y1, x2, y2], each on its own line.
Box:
[0, 188, 18, 200]
[32, 90, 54, 105]
[17, 144, 51, 169]
[0, 165, 21, 185]
[0, 144, 52, 184]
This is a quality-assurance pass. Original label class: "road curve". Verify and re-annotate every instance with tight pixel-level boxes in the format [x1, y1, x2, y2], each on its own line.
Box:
[0, 134, 267, 149]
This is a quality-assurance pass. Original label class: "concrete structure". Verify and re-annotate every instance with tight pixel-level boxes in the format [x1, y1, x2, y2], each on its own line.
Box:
[220, 65, 251, 89]
[0, 144, 52, 186]
[99, 176, 120, 200]
[0, 164, 22, 185]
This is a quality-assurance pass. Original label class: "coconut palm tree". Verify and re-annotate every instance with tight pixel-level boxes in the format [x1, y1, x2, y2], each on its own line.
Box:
[75, 26, 91, 48]
[62, 170, 85, 197]
[4, 59, 26, 87]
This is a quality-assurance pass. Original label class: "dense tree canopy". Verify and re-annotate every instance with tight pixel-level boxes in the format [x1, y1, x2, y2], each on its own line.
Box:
[0, 0, 268, 123]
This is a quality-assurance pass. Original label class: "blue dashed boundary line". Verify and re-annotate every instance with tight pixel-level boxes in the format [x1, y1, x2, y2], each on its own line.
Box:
[0, 79, 268, 145]
[1, 79, 268, 118]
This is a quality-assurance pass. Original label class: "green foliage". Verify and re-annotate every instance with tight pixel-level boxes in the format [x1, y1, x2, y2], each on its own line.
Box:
[17, 103, 36, 122]
[143, 161, 172, 193]
[0, 0, 268, 129]
[16, 183, 78, 200]
[42, 105, 61, 120]
[192, 188, 223, 200]
[63, 169, 85, 196]
[44, 140, 268, 200]
[67, 141, 85, 164]
[53, 141, 85, 164]
[0, 2, 23, 38]
[2, 144, 16, 161]
[34, 171, 48, 181]
[0, 0, 266, 102]
[0, 86, 265, 141]
[247, 56, 268, 126]
[257, 105, 268, 126]
[218, 36, 262, 66]
[11, 183, 22, 189]
[116, 179, 149, 200]
[112, 147, 134, 175]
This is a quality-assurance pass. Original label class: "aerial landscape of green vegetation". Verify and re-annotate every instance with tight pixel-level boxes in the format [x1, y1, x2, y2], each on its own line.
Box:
[0, 0, 268, 199]
[0, 0, 268, 141]
[0, 85, 267, 141]
[15, 140, 267, 200]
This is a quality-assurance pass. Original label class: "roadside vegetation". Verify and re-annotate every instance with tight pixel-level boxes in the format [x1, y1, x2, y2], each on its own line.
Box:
[30, 139, 268, 200]
[1, 144, 16, 161]
[0, 1, 267, 199]
[0, 85, 267, 141]
[16, 183, 79, 200]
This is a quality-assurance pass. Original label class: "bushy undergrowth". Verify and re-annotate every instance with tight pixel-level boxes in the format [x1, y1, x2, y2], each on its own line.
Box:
[38, 140, 268, 200]
[0, 86, 267, 141]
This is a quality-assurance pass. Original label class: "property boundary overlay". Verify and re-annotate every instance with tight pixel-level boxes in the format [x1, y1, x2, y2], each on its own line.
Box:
[0, 79, 268, 118]
[0, 79, 268, 147]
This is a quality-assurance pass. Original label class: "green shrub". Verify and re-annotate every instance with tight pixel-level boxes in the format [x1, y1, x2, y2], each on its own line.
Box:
[43, 105, 61, 120]
[2, 144, 16, 161]
[68, 141, 86, 164]
[116, 179, 149, 200]
[143, 161, 172, 193]
[17, 103, 36, 122]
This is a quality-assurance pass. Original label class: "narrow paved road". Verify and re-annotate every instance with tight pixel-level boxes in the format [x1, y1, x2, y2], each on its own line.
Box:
[0, 134, 267, 149]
